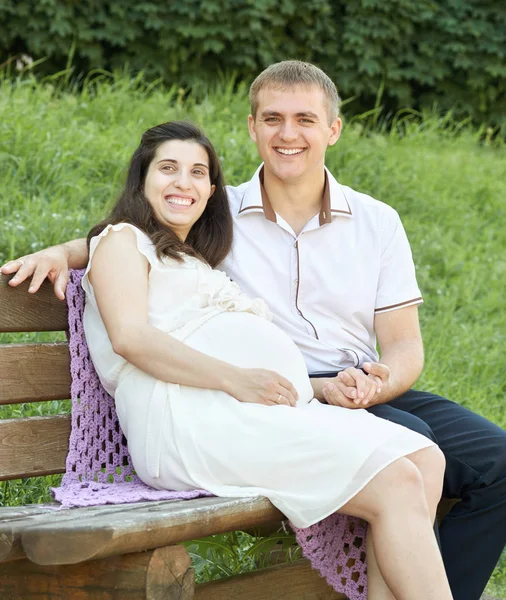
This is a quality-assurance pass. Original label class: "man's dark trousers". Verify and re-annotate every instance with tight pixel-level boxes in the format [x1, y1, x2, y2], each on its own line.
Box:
[366, 389, 506, 600]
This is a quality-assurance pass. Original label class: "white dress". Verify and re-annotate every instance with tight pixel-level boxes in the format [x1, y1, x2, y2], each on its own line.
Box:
[82, 223, 434, 528]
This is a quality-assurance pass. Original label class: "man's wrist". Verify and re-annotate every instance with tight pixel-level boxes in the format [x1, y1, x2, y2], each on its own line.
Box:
[373, 374, 403, 405]
[60, 242, 72, 262]
[62, 238, 88, 269]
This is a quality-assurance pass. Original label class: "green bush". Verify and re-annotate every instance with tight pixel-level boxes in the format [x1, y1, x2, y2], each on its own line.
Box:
[1, 0, 505, 123]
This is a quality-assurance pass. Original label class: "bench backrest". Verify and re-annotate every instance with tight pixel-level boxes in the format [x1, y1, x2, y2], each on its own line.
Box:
[0, 274, 71, 482]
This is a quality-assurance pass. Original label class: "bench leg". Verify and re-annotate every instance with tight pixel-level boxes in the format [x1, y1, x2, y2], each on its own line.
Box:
[0, 544, 194, 600]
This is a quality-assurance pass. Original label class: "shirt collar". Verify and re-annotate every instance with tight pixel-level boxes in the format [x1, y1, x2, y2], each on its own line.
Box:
[237, 164, 353, 224]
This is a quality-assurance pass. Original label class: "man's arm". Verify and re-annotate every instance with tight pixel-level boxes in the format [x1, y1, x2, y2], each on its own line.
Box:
[321, 305, 423, 407]
[0, 238, 88, 299]
[363, 304, 424, 404]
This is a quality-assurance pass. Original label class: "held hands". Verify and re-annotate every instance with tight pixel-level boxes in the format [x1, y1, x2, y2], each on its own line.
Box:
[322, 362, 391, 409]
[227, 367, 298, 407]
[0, 246, 70, 300]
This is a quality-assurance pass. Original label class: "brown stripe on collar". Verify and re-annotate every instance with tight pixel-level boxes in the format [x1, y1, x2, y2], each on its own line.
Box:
[258, 167, 277, 223]
[259, 167, 330, 226]
[319, 171, 331, 225]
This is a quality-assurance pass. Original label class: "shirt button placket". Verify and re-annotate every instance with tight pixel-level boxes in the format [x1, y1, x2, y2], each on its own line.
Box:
[290, 240, 299, 309]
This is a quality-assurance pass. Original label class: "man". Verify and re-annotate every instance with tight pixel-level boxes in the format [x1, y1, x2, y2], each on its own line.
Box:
[2, 61, 505, 600]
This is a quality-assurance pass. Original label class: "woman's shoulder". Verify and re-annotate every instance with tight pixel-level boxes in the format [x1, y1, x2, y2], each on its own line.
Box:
[88, 222, 210, 273]
[90, 222, 150, 245]
[89, 223, 156, 261]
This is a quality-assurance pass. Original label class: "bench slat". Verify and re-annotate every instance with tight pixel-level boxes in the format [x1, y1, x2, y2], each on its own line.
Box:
[0, 415, 70, 480]
[196, 558, 345, 599]
[0, 505, 62, 564]
[0, 545, 194, 600]
[0, 503, 146, 563]
[19, 496, 283, 565]
[0, 343, 71, 405]
[0, 276, 68, 333]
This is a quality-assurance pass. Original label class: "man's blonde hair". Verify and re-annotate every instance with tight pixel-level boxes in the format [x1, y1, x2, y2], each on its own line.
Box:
[249, 60, 341, 124]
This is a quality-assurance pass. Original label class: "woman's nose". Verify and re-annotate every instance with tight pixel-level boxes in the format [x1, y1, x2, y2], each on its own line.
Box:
[174, 171, 192, 189]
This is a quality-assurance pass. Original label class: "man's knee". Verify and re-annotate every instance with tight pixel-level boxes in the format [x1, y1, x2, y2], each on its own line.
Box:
[444, 422, 506, 500]
[483, 427, 506, 487]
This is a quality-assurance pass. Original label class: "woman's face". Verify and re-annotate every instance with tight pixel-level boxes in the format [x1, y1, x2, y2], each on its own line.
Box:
[144, 139, 216, 241]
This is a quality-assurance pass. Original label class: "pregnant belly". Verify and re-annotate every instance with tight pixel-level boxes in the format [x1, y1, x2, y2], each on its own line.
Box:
[183, 311, 313, 404]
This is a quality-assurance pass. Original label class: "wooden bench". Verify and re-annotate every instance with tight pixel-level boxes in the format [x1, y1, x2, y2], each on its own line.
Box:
[0, 274, 348, 600]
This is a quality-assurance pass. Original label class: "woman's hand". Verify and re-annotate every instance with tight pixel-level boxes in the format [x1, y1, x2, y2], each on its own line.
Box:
[1, 246, 70, 300]
[225, 367, 298, 407]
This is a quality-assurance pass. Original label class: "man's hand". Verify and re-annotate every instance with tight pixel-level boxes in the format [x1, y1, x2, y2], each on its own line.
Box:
[318, 367, 378, 408]
[1, 246, 71, 300]
[335, 362, 392, 407]
[362, 361, 392, 399]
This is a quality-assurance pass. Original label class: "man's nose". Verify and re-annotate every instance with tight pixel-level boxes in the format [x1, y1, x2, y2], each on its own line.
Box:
[279, 121, 298, 141]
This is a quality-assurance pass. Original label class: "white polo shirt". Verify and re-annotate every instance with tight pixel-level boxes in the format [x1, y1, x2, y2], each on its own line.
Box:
[220, 165, 423, 374]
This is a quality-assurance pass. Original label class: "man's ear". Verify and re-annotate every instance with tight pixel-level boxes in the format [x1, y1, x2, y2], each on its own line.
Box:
[328, 117, 342, 147]
[248, 114, 257, 142]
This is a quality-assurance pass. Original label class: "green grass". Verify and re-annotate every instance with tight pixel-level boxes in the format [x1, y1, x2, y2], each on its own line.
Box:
[0, 73, 505, 596]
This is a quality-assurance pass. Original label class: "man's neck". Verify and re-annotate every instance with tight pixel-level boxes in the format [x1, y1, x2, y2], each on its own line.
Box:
[263, 169, 326, 235]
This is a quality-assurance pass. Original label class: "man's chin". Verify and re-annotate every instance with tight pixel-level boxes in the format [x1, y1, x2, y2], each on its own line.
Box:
[266, 164, 306, 184]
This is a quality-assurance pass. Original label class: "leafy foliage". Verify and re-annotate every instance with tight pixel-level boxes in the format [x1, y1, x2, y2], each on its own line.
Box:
[185, 530, 300, 582]
[1, 0, 506, 122]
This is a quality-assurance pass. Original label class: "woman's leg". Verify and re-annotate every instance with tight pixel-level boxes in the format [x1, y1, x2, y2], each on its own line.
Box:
[339, 451, 452, 600]
[364, 445, 446, 599]
[366, 533, 396, 600]
[406, 446, 446, 523]
[363, 445, 446, 599]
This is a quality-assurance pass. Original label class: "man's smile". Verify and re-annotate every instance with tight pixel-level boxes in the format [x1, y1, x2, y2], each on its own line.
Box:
[274, 147, 306, 156]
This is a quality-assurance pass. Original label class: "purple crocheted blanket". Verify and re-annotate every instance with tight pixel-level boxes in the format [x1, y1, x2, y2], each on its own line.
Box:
[52, 269, 368, 599]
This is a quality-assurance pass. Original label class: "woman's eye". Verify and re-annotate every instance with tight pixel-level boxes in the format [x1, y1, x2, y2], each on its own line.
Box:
[161, 164, 175, 172]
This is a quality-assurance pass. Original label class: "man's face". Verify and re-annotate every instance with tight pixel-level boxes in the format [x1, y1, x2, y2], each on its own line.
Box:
[248, 85, 341, 185]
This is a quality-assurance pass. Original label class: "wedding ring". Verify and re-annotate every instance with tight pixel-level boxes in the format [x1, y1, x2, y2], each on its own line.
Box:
[277, 393, 283, 403]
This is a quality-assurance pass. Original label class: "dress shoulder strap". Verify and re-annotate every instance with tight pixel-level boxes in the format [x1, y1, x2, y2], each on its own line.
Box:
[82, 223, 157, 298]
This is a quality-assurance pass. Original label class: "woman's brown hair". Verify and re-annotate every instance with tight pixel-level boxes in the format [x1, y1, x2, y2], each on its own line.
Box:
[87, 121, 232, 268]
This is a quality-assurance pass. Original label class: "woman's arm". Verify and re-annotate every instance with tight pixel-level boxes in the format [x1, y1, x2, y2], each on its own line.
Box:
[90, 228, 298, 407]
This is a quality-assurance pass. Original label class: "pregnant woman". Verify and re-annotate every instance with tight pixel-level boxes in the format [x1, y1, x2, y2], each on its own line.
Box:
[82, 120, 453, 600]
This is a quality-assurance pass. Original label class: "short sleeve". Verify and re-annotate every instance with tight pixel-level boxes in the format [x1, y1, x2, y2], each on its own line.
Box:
[375, 210, 423, 314]
[82, 223, 156, 298]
